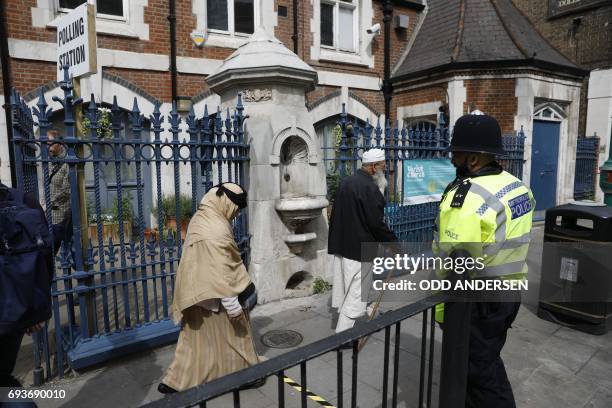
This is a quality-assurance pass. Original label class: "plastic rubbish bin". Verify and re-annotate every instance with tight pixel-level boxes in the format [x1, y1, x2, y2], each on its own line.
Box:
[537, 203, 612, 335]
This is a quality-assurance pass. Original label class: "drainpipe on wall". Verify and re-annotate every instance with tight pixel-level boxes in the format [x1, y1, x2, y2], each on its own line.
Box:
[292, 0, 299, 54]
[382, 0, 393, 123]
[168, 0, 178, 104]
[0, 1, 16, 186]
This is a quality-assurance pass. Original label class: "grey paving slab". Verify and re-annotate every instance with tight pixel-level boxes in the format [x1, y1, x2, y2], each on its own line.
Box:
[512, 304, 561, 335]
[502, 326, 548, 389]
[534, 332, 599, 373]
[554, 326, 612, 350]
[514, 360, 599, 408]
[370, 315, 443, 358]
[54, 366, 152, 408]
[575, 349, 612, 390]
[583, 387, 612, 408]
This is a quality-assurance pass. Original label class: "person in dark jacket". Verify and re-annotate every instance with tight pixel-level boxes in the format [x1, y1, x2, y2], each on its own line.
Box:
[0, 161, 52, 401]
[328, 148, 397, 333]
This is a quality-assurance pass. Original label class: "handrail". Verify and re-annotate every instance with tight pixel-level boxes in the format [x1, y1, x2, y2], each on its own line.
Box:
[141, 293, 446, 408]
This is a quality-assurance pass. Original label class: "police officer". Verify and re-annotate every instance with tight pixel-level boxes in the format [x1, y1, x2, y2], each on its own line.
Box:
[434, 111, 534, 408]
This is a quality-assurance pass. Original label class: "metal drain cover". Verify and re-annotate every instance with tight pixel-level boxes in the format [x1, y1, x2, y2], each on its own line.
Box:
[261, 329, 303, 349]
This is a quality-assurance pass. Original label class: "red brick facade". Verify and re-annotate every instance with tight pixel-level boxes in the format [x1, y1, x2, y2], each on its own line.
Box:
[511, 0, 612, 71]
[392, 78, 518, 134]
[464, 79, 517, 134]
[1, 0, 420, 114]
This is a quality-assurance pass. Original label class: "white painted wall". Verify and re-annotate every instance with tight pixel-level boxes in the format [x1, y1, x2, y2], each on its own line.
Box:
[0, 94, 11, 186]
[447, 79, 466, 128]
[586, 68, 612, 202]
[515, 75, 582, 206]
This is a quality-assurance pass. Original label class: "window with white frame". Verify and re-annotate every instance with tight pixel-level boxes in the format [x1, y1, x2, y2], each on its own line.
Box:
[320, 0, 358, 53]
[58, 0, 127, 20]
[207, 0, 255, 36]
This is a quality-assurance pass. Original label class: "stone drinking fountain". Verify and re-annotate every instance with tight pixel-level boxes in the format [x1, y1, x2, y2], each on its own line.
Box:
[207, 28, 330, 302]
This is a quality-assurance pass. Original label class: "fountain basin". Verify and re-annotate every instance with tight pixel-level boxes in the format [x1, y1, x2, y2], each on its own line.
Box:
[275, 196, 329, 230]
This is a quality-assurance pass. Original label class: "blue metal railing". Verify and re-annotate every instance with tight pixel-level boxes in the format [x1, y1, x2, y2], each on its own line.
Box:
[141, 295, 446, 408]
[323, 104, 526, 243]
[10, 67, 250, 383]
[574, 136, 599, 200]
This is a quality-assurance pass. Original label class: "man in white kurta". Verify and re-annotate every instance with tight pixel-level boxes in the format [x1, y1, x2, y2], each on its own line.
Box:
[328, 149, 397, 333]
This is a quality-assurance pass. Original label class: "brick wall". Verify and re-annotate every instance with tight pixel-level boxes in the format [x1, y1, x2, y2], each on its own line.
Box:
[10, 60, 57, 95]
[351, 89, 384, 117]
[511, 0, 612, 70]
[392, 79, 518, 133]
[464, 78, 517, 134]
[3, 0, 235, 59]
[293, 0, 418, 78]
[305, 85, 340, 107]
[275, 1, 295, 53]
[393, 86, 447, 109]
[4, 1, 422, 107]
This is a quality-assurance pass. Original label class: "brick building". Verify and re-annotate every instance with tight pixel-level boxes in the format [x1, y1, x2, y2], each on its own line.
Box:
[1, 0, 607, 208]
[0, 0, 425, 187]
[511, 0, 612, 202]
[390, 0, 591, 210]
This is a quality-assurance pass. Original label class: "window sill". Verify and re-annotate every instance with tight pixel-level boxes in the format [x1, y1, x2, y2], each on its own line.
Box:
[203, 32, 251, 49]
[318, 48, 372, 68]
[47, 15, 140, 39]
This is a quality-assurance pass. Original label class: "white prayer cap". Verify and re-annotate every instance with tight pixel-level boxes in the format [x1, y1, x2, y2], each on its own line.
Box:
[362, 148, 385, 164]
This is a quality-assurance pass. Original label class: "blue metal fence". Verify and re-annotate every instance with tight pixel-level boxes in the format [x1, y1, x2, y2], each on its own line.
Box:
[323, 105, 526, 245]
[10, 68, 250, 383]
[574, 136, 599, 200]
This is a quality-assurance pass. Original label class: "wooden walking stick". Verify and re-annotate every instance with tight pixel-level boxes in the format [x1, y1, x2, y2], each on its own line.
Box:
[357, 263, 396, 352]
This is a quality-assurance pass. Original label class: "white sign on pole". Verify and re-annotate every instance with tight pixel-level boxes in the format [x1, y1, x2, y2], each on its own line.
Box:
[56, 3, 97, 81]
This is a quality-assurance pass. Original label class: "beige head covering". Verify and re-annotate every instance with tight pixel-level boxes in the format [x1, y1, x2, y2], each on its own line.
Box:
[170, 183, 251, 323]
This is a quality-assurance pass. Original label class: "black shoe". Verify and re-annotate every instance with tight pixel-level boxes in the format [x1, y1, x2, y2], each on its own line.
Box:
[158, 383, 178, 394]
[239, 377, 267, 390]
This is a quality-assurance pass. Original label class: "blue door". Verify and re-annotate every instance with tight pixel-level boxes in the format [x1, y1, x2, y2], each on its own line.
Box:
[530, 120, 560, 210]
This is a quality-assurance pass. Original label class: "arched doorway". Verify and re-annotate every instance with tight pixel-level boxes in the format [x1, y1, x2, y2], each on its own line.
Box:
[531, 102, 565, 210]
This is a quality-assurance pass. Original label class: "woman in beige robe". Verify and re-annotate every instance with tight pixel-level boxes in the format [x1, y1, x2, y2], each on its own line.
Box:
[158, 183, 260, 393]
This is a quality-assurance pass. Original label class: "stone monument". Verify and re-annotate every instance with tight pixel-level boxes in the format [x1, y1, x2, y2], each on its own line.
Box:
[207, 28, 330, 302]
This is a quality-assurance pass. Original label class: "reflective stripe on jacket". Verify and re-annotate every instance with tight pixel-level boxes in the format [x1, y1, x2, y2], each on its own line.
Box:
[433, 170, 534, 323]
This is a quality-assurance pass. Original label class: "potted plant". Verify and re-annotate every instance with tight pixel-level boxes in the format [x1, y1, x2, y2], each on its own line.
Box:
[151, 194, 194, 240]
[80, 107, 113, 139]
[110, 194, 134, 241]
[87, 194, 134, 245]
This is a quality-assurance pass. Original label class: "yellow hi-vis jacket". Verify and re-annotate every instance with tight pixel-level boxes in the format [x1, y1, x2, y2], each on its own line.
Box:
[432, 170, 535, 323]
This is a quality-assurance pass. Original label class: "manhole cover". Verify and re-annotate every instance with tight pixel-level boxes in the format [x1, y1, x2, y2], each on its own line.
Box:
[261, 330, 303, 349]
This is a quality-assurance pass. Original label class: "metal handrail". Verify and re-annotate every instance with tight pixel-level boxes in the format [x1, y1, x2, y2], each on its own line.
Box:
[141, 294, 446, 408]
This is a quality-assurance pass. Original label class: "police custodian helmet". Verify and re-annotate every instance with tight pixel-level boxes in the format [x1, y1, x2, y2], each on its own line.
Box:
[450, 110, 504, 155]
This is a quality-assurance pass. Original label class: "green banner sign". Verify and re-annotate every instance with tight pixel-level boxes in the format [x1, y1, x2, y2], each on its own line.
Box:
[402, 159, 455, 204]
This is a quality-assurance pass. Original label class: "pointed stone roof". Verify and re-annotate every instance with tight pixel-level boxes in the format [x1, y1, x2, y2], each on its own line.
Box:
[207, 27, 317, 93]
[393, 0, 586, 81]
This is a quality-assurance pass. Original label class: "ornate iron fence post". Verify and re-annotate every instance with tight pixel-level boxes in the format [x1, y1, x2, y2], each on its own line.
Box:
[10, 84, 251, 381]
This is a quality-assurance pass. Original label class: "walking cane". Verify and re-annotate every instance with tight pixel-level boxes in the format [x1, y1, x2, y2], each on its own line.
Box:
[357, 263, 396, 352]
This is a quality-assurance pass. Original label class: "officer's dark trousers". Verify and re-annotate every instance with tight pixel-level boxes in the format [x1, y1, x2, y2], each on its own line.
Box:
[440, 301, 520, 408]
[466, 301, 520, 408]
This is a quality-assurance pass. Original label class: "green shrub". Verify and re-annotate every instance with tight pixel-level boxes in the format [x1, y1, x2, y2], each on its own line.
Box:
[313, 277, 332, 294]
[151, 194, 194, 225]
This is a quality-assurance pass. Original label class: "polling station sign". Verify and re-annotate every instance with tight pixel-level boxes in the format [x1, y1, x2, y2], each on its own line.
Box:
[402, 159, 455, 204]
[56, 3, 97, 81]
